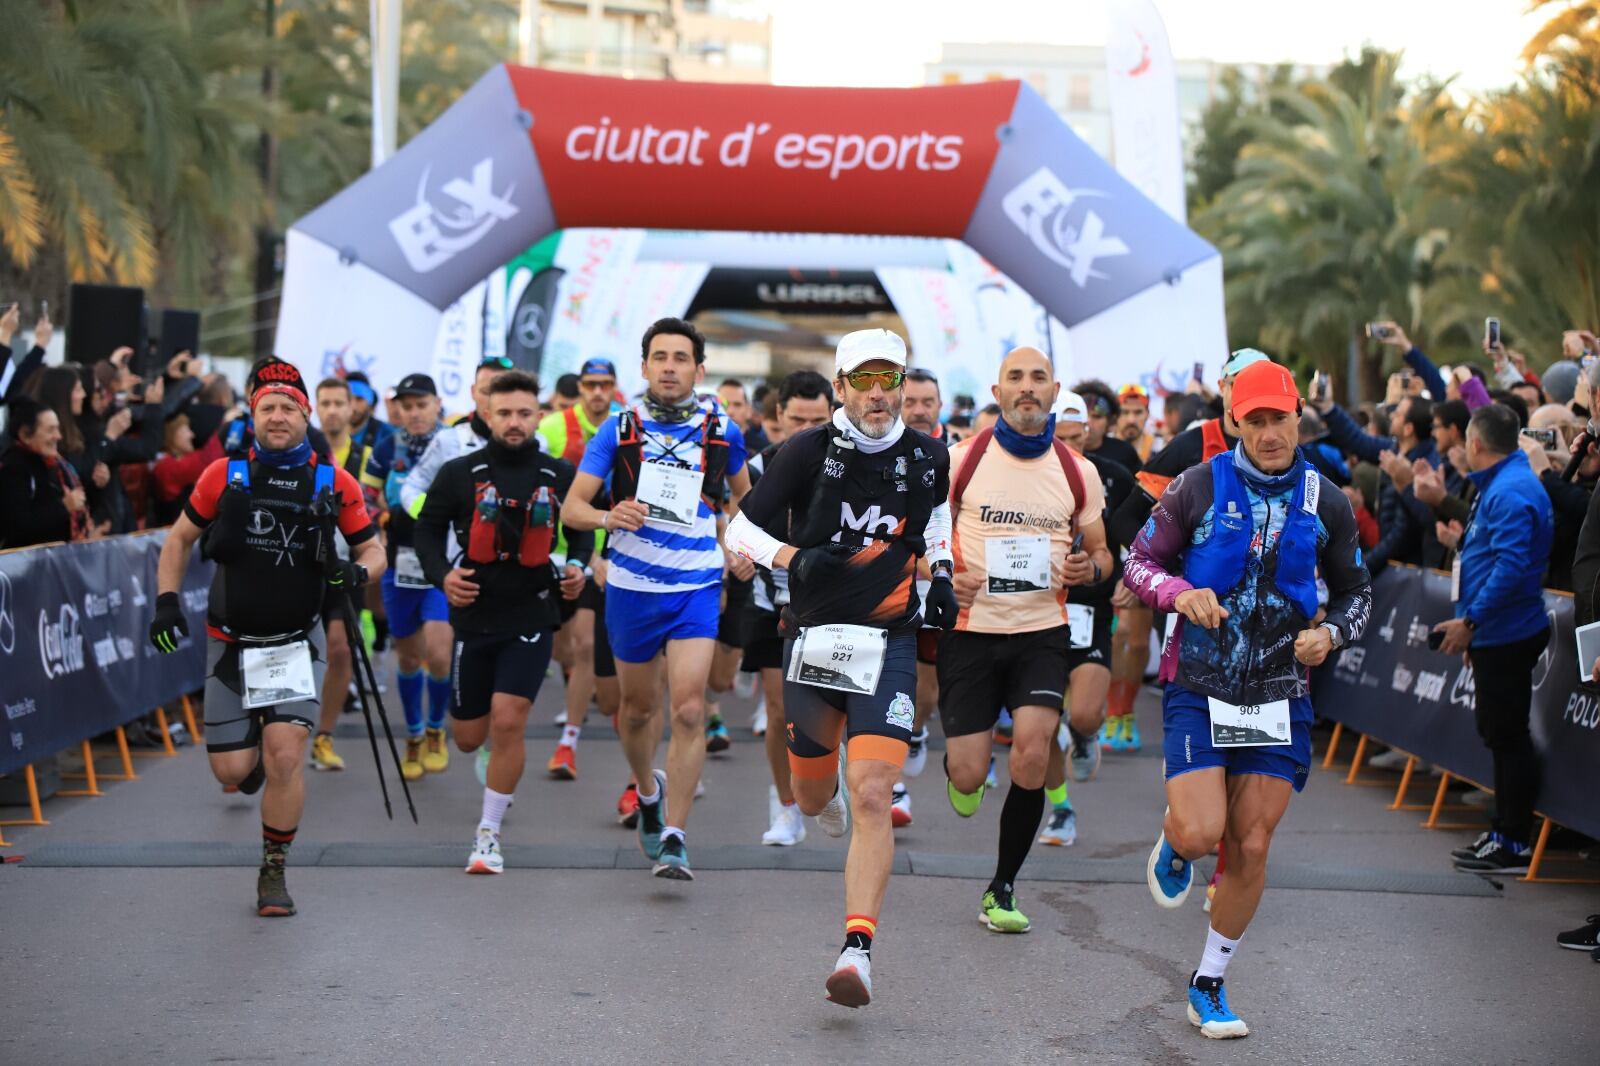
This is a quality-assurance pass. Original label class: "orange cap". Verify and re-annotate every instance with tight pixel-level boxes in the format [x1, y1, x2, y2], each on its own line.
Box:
[1230, 360, 1299, 419]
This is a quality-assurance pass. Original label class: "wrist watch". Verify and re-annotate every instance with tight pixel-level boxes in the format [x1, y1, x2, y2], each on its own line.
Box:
[1319, 621, 1343, 648]
[931, 560, 954, 581]
[1462, 615, 1477, 632]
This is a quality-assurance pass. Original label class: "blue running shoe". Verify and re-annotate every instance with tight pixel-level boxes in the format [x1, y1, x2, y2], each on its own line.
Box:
[637, 768, 668, 861]
[985, 754, 999, 790]
[1187, 972, 1249, 1038]
[705, 714, 731, 754]
[1101, 716, 1128, 753]
[652, 833, 694, 881]
[1125, 716, 1143, 753]
[1147, 832, 1193, 908]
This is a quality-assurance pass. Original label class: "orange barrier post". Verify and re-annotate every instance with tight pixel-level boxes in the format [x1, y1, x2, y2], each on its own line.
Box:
[90, 726, 139, 781]
[1387, 755, 1434, 811]
[1342, 733, 1393, 787]
[1522, 816, 1600, 886]
[58, 740, 104, 798]
[1420, 770, 1490, 831]
[0, 765, 50, 827]
[130, 708, 178, 758]
[180, 693, 201, 742]
[1320, 721, 1344, 769]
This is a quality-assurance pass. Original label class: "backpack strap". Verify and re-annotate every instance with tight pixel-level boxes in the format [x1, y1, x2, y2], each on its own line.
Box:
[1201, 418, 1229, 460]
[699, 409, 729, 507]
[561, 407, 586, 465]
[611, 407, 644, 501]
[1052, 439, 1087, 536]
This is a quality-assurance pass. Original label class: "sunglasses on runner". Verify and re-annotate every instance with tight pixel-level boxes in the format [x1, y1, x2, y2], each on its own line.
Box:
[845, 369, 905, 391]
[479, 356, 514, 370]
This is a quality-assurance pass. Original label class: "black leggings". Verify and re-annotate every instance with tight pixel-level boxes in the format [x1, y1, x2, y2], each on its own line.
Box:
[1469, 629, 1550, 845]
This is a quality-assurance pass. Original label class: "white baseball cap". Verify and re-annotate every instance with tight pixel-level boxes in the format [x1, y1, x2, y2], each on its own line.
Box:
[836, 329, 908, 375]
[1056, 389, 1089, 424]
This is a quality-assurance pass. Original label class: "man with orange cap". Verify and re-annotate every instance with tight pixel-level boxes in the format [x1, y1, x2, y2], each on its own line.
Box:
[1122, 358, 1371, 1040]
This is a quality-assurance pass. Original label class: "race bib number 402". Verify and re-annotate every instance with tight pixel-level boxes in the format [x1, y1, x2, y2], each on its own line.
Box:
[985, 535, 1050, 595]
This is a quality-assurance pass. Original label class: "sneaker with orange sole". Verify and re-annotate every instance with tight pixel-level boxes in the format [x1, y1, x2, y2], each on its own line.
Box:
[548, 743, 578, 780]
[617, 782, 640, 827]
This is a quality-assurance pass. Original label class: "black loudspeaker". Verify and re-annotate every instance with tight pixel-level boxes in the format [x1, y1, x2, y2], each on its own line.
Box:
[154, 309, 201, 363]
[66, 283, 146, 367]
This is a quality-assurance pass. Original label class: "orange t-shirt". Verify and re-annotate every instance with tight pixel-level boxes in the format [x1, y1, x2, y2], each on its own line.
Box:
[948, 438, 1105, 634]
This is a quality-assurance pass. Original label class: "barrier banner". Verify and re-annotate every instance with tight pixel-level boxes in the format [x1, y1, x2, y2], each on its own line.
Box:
[0, 533, 213, 776]
[1321, 565, 1600, 839]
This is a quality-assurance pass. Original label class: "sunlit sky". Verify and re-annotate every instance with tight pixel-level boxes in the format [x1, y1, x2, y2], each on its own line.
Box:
[770, 0, 1551, 93]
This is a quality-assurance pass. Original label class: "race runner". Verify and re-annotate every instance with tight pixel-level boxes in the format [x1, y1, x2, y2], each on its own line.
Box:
[413, 370, 589, 875]
[724, 328, 957, 1006]
[740, 369, 834, 845]
[399, 357, 509, 520]
[560, 317, 751, 882]
[1124, 358, 1371, 1039]
[149, 376, 384, 916]
[1038, 390, 1133, 847]
[362, 373, 452, 781]
[941, 350, 1112, 931]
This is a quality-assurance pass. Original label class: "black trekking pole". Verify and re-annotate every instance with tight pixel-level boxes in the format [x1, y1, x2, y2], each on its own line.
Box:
[342, 592, 418, 824]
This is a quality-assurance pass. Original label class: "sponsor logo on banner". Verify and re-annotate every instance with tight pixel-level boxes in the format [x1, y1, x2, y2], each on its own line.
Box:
[1406, 616, 1432, 648]
[130, 575, 147, 608]
[389, 159, 519, 273]
[83, 589, 122, 619]
[1000, 167, 1130, 286]
[1413, 670, 1447, 703]
[5, 697, 36, 721]
[1391, 664, 1413, 694]
[1563, 692, 1599, 730]
[1450, 663, 1476, 709]
[40, 604, 85, 679]
[93, 634, 120, 669]
[0, 570, 13, 654]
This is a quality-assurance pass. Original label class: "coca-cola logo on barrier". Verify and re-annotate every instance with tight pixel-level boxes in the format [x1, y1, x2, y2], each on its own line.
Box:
[39, 603, 85, 679]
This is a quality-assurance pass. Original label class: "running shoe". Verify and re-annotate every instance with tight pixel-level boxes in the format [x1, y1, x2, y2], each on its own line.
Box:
[1453, 835, 1532, 874]
[979, 885, 1032, 933]
[890, 784, 913, 828]
[947, 775, 986, 818]
[637, 769, 668, 860]
[466, 827, 504, 875]
[706, 713, 732, 754]
[401, 736, 425, 781]
[256, 864, 296, 918]
[751, 697, 767, 737]
[1450, 831, 1494, 862]
[816, 780, 851, 838]
[1557, 914, 1600, 952]
[1038, 804, 1077, 846]
[310, 733, 344, 771]
[547, 743, 578, 780]
[1102, 715, 1128, 752]
[1122, 714, 1143, 753]
[735, 669, 759, 699]
[1203, 867, 1221, 913]
[653, 833, 694, 880]
[825, 946, 872, 1008]
[554, 708, 568, 725]
[995, 709, 1014, 747]
[1069, 728, 1101, 782]
[1147, 832, 1194, 908]
[421, 728, 449, 773]
[985, 754, 999, 790]
[903, 727, 929, 778]
[763, 803, 806, 846]
[474, 745, 489, 787]
[617, 782, 640, 828]
[1187, 973, 1249, 1038]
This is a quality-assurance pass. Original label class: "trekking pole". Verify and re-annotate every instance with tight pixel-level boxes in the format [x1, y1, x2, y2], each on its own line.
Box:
[340, 592, 394, 820]
[342, 592, 418, 824]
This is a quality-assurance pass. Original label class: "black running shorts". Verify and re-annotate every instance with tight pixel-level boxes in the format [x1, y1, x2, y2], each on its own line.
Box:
[783, 630, 918, 766]
[451, 630, 554, 720]
[937, 626, 1071, 738]
[740, 608, 784, 672]
[203, 630, 327, 754]
[1061, 599, 1114, 673]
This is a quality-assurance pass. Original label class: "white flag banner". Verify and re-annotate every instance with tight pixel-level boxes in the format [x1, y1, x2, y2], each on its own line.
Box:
[540, 228, 647, 385]
[945, 241, 1074, 383]
[610, 261, 713, 401]
[430, 281, 486, 417]
[878, 265, 992, 408]
[1103, 0, 1186, 223]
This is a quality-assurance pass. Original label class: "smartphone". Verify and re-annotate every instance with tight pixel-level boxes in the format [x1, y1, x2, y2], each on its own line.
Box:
[1312, 371, 1330, 403]
[1485, 317, 1501, 348]
[1191, 361, 1204, 384]
[1399, 369, 1414, 388]
[39, 299, 48, 318]
[1522, 427, 1557, 448]
[1427, 629, 1446, 651]
[1071, 532, 1085, 556]
[1365, 322, 1392, 340]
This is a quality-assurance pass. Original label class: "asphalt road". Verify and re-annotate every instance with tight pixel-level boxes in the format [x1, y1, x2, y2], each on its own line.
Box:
[2, 677, 1597, 1065]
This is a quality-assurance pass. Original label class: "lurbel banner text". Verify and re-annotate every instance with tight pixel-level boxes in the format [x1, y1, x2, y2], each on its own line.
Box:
[0, 533, 213, 776]
[1316, 564, 1600, 841]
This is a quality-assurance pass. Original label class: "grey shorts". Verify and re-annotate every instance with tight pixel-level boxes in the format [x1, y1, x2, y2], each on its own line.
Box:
[204, 629, 328, 754]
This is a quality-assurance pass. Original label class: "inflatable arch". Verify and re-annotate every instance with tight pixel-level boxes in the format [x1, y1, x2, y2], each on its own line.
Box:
[275, 65, 1221, 391]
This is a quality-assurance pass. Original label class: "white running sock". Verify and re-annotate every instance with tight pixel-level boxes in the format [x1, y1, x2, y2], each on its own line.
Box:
[479, 788, 513, 833]
[1197, 926, 1241, 980]
[561, 724, 581, 748]
[636, 779, 661, 805]
[661, 825, 685, 843]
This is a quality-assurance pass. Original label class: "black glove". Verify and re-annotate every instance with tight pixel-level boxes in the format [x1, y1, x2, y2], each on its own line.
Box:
[149, 592, 188, 654]
[923, 574, 959, 630]
[327, 560, 368, 590]
[789, 544, 850, 588]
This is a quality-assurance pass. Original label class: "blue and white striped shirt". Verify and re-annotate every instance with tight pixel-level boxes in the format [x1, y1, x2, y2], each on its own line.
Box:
[580, 405, 747, 593]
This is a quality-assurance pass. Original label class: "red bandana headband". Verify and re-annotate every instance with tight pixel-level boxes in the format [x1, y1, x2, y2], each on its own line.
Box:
[251, 383, 311, 415]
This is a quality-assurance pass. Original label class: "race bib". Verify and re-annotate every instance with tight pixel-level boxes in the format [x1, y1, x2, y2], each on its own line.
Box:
[636, 461, 700, 529]
[394, 546, 431, 589]
[1207, 697, 1291, 748]
[1450, 556, 1461, 603]
[787, 624, 887, 695]
[985, 535, 1050, 595]
[241, 640, 316, 710]
[1066, 603, 1094, 649]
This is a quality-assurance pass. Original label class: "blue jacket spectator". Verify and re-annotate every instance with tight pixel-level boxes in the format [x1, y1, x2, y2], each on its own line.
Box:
[1457, 447, 1553, 645]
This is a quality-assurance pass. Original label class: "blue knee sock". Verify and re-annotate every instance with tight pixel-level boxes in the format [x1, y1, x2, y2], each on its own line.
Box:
[426, 673, 452, 731]
[397, 668, 425, 737]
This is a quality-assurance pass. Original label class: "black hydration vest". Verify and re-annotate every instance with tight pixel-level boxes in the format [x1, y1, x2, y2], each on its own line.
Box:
[787, 425, 938, 556]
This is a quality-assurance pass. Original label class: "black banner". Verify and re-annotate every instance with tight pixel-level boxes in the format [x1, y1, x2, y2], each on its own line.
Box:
[1320, 565, 1600, 839]
[0, 532, 213, 775]
[685, 268, 891, 318]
